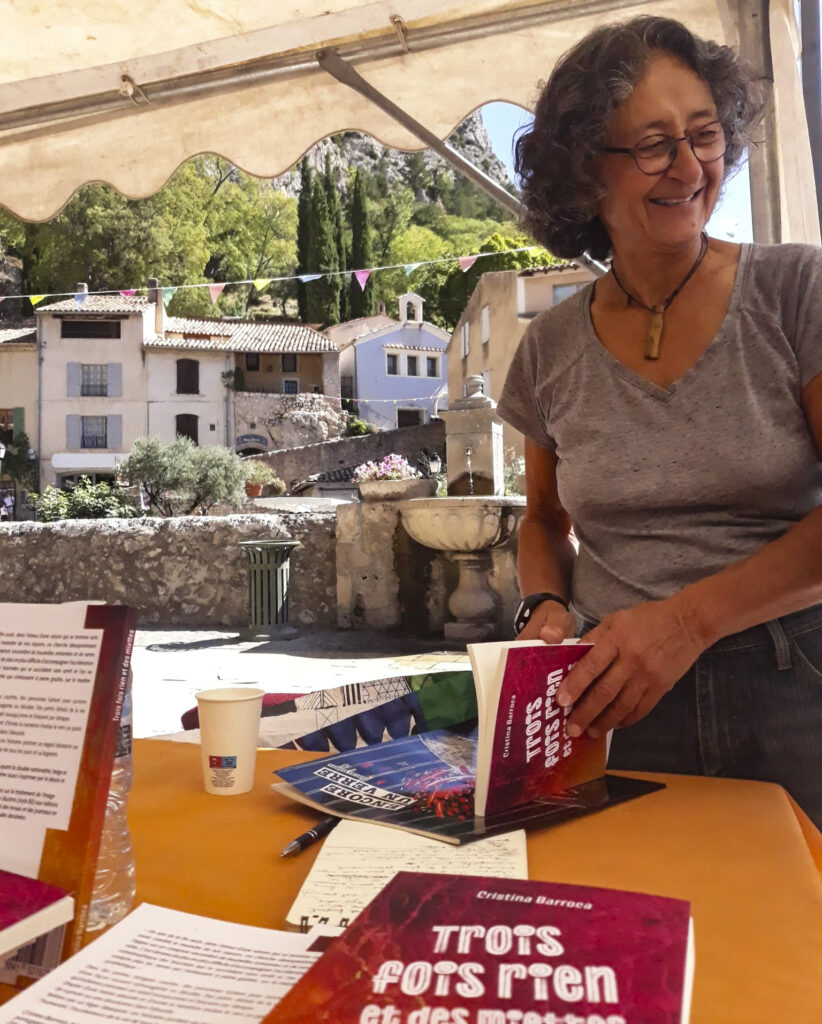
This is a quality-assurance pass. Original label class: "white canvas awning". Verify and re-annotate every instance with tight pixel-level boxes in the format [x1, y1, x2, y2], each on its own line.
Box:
[0, 0, 817, 242]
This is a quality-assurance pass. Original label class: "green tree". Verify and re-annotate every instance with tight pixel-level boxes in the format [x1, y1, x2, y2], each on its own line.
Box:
[323, 152, 348, 321]
[306, 180, 340, 326]
[31, 477, 140, 521]
[296, 156, 313, 322]
[118, 436, 247, 516]
[372, 187, 414, 265]
[348, 169, 375, 319]
[202, 169, 297, 316]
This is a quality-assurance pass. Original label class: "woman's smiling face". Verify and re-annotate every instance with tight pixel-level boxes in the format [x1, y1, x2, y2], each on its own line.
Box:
[596, 53, 724, 254]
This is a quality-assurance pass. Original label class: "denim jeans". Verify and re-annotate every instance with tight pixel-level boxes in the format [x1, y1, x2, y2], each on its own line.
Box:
[579, 604, 822, 828]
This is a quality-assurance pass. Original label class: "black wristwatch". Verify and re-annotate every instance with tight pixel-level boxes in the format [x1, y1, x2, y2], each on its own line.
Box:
[513, 592, 569, 635]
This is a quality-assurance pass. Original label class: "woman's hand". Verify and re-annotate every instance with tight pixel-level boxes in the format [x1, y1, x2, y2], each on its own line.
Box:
[517, 599, 576, 642]
[556, 597, 707, 737]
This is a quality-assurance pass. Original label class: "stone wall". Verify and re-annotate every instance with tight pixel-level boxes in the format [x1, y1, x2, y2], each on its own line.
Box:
[263, 419, 446, 490]
[0, 513, 337, 628]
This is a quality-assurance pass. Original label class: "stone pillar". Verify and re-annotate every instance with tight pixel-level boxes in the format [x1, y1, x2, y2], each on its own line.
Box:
[336, 502, 402, 630]
[440, 376, 504, 496]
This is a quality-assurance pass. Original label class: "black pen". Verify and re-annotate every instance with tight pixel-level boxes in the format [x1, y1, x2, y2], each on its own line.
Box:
[280, 815, 340, 857]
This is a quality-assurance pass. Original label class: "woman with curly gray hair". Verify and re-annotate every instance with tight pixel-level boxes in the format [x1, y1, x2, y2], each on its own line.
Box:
[497, 15, 822, 825]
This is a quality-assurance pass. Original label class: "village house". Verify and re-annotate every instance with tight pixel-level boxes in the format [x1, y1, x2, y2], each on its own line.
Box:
[447, 263, 595, 455]
[332, 293, 449, 430]
[14, 281, 339, 489]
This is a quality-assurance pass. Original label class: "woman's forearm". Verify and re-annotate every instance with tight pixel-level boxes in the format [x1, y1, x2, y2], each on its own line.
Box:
[674, 505, 822, 646]
[516, 513, 576, 599]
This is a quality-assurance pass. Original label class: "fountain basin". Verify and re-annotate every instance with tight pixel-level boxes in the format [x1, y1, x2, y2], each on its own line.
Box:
[397, 496, 524, 552]
[397, 496, 525, 642]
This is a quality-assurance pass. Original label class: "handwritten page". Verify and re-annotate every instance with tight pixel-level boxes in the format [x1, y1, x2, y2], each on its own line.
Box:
[285, 819, 528, 930]
[0, 904, 324, 1024]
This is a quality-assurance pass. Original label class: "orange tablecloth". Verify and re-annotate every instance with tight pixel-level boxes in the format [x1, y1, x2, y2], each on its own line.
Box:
[127, 740, 822, 1024]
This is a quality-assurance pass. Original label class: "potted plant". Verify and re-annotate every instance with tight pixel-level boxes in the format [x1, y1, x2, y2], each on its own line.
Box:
[244, 459, 279, 498]
[352, 454, 437, 502]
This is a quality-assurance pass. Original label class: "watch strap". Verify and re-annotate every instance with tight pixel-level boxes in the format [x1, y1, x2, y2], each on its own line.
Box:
[514, 592, 569, 635]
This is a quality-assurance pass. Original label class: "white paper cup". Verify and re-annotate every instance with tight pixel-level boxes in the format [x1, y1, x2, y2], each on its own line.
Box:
[196, 687, 265, 795]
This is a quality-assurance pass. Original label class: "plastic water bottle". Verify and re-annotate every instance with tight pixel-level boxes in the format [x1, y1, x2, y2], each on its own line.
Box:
[85, 673, 137, 931]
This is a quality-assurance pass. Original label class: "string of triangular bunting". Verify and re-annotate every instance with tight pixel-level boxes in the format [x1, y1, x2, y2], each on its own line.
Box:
[4, 245, 553, 308]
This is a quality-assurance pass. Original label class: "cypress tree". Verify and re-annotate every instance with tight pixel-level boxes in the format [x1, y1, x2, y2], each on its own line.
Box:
[323, 152, 348, 321]
[349, 169, 375, 319]
[296, 156, 313, 322]
[306, 179, 340, 326]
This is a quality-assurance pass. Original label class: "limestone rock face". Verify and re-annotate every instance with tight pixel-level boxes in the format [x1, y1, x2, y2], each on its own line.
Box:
[234, 393, 348, 450]
[273, 111, 512, 199]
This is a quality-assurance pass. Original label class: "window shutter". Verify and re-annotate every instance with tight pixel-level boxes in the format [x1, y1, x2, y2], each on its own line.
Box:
[107, 415, 123, 451]
[107, 363, 123, 397]
[12, 407, 24, 435]
[66, 362, 82, 396]
[66, 415, 82, 449]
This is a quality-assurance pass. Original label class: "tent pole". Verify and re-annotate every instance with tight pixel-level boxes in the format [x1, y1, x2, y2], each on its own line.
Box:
[317, 49, 607, 277]
[731, 0, 781, 244]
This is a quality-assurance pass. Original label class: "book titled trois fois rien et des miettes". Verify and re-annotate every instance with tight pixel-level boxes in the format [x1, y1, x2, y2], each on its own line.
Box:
[263, 871, 695, 1024]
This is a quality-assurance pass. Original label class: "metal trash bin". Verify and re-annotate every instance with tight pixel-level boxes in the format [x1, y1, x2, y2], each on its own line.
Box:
[238, 539, 301, 640]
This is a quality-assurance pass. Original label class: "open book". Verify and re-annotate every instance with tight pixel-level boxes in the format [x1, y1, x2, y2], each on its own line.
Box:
[264, 871, 695, 1024]
[0, 601, 137, 991]
[272, 641, 663, 843]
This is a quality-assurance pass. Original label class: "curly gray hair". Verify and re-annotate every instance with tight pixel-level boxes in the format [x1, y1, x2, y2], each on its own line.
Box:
[515, 16, 764, 260]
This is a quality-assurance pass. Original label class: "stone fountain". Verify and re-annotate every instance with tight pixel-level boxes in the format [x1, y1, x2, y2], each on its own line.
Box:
[398, 495, 522, 641]
[398, 377, 523, 641]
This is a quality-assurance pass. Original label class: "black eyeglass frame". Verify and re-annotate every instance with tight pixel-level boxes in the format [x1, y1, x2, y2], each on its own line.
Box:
[601, 120, 728, 176]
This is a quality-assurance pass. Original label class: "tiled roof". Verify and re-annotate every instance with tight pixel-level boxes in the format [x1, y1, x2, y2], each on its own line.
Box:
[382, 343, 445, 353]
[150, 317, 336, 354]
[0, 321, 36, 345]
[38, 295, 151, 314]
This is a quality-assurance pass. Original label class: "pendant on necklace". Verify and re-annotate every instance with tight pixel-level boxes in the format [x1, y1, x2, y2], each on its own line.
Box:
[644, 305, 664, 360]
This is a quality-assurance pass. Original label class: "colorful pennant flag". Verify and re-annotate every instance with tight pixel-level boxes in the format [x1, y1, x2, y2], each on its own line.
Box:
[30, 295, 47, 306]
[298, 274, 322, 283]
[209, 283, 226, 304]
[354, 270, 371, 291]
[162, 287, 178, 306]
[74, 292, 88, 306]
[404, 263, 422, 275]
[120, 289, 136, 297]
[458, 255, 479, 272]
[253, 278, 272, 292]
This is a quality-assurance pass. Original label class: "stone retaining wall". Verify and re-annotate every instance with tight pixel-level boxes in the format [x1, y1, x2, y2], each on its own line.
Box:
[0, 513, 337, 628]
[261, 420, 446, 489]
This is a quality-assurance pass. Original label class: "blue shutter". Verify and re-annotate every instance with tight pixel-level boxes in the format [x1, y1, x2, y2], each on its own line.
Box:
[107, 363, 122, 397]
[66, 363, 82, 396]
[66, 415, 82, 449]
[107, 415, 123, 451]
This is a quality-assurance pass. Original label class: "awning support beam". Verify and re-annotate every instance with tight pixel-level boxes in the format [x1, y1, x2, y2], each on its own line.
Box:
[317, 48, 607, 277]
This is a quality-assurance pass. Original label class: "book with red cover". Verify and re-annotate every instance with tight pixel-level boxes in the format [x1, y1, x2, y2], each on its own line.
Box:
[271, 642, 659, 844]
[263, 871, 695, 1024]
[0, 602, 137, 991]
[0, 870, 73, 961]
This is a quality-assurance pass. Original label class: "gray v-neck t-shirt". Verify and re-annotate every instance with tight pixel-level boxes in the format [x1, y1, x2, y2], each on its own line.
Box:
[497, 242, 822, 622]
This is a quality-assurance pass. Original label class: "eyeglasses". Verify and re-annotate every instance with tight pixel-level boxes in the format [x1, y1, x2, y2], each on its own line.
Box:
[601, 121, 727, 175]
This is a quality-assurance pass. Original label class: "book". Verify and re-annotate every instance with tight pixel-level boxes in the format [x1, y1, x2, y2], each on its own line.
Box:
[284, 819, 528, 931]
[264, 871, 695, 1024]
[272, 641, 662, 844]
[0, 903, 338, 1024]
[0, 870, 73, 961]
[0, 601, 137, 989]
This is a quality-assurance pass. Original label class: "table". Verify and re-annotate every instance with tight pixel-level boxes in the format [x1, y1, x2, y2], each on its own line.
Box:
[119, 740, 822, 1022]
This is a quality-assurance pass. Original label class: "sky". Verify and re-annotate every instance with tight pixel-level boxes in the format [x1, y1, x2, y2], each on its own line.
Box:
[480, 101, 754, 243]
